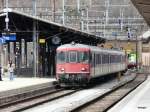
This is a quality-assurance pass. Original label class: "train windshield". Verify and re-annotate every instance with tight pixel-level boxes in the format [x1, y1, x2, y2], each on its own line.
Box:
[69, 51, 78, 63]
[57, 51, 66, 63]
[57, 51, 89, 63]
[78, 52, 89, 63]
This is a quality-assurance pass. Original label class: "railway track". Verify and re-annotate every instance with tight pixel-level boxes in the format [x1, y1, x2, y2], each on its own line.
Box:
[20, 71, 137, 112]
[0, 86, 81, 112]
[71, 74, 147, 112]
[0, 77, 119, 112]
[0, 75, 118, 112]
[0, 71, 140, 112]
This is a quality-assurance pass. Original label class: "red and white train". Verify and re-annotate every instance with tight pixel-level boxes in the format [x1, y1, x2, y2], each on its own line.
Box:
[56, 43, 127, 86]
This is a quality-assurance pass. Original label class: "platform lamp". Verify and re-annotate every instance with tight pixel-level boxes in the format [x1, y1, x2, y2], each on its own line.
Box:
[5, 0, 9, 32]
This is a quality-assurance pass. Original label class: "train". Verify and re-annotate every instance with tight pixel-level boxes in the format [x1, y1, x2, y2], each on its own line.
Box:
[56, 43, 127, 86]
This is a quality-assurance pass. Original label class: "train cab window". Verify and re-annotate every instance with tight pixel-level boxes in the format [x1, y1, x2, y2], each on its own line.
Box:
[57, 51, 66, 63]
[78, 52, 89, 63]
[69, 51, 77, 63]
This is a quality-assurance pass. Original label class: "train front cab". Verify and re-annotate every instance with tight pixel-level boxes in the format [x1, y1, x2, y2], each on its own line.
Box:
[56, 48, 91, 86]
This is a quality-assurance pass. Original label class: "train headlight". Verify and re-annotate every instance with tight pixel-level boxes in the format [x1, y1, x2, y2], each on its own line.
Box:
[81, 67, 86, 71]
[60, 68, 65, 72]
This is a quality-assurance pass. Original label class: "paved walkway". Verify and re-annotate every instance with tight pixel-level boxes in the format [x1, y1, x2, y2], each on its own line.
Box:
[108, 75, 150, 112]
[0, 77, 55, 92]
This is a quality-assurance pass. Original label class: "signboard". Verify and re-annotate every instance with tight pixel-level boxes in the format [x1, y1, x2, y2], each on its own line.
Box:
[39, 39, 45, 44]
[2, 33, 16, 41]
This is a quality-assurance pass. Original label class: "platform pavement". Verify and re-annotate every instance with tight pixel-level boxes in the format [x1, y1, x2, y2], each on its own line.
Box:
[0, 74, 56, 97]
[108, 75, 150, 112]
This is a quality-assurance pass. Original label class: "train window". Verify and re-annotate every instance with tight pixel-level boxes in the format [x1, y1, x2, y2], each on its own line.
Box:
[115, 55, 118, 63]
[106, 54, 109, 63]
[110, 55, 114, 63]
[102, 54, 109, 64]
[102, 54, 105, 64]
[109, 54, 110, 63]
[100, 54, 102, 64]
[98, 54, 100, 64]
[69, 51, 77, 63]
[117, 55, 121, 63]
[95, 54, 98, 64]
[57, 51, 66, 63]
[110, 55, 112, 63]
[78, 52, 89, 63]
[89, 53, 92, 62]
[119, 55, 121, 62]
[102, 54, 104, 64]
[115, 55, 117, 63]
[121, 56, 124, 62]
[96, 54, 98, 65]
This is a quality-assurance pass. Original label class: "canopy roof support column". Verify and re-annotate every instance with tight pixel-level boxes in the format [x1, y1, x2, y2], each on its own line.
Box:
[32, 0, 38, 77]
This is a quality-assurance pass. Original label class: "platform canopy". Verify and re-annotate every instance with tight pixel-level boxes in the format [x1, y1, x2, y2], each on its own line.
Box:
[131, 0, 150, 42]
[0, 9, 105, 45]
[131, 0, 150, 26]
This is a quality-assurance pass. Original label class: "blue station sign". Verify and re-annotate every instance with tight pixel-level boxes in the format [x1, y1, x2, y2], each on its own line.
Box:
[2, 33, 16, 41]
[0, 38, 6, 44]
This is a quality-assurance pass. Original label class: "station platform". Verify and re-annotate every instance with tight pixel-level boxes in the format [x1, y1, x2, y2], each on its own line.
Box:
[108, 75, 150, 112]
[0, 76, 56, 97]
